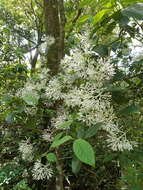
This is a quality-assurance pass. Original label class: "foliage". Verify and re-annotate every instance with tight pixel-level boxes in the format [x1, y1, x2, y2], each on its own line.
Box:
[0, 0, 143, 190]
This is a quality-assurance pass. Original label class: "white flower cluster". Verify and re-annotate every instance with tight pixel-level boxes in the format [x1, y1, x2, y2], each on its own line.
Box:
[59, 33, 134, 151]
[45, 77, 63, 101]
[19, 139, 33, 161]
[32, 160, 53, 180]
[107, 132, 137, 151]
[42, 129, 53, 142]
[51, 108, 70, 129]
[16, 69, 50, 106]
[16, 81, 39, 105]
[16, 32, 135, 152]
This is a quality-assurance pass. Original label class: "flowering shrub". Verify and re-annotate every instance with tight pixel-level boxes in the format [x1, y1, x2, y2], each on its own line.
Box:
[0, 34, 139, 189]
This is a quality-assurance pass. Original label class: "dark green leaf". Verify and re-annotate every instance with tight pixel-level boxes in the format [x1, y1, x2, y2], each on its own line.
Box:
[72, 156, 82, 174]
[85, 122, 103, 139]
[94, 45, 109, 56]
[122, 3, 143, 20]
[119, 104, 141, 115]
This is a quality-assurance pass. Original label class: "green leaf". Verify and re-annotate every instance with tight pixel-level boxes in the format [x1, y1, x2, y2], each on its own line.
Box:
[85, 122, 103, 139]
[122, 3, 143, 20]
[5, 113, 15, 123]
[79, 0, 93, 7]
[103, 153, 117, 163]
[72, 156, 82, 174]
[59, 120, 72, 129]
[94, 45, 109, 56]
[23, 96, 39, 105]
[78, 15, 90, 24]
[73, 139, 95, 167]
[53, 132, 64, 141]
[46, 153, 57, 162]
[93, 9, 110, 25]
[51, 136, 73, 148]
[77, 127, 85, 138]
[119, 104, 141, 115]
[105, 86, 127, 92]
[1, 95, 13, 104]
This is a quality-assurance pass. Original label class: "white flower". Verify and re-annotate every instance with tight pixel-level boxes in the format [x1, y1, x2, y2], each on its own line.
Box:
[19, 139, 33, 161]
[25, 106, 37, 115]
[16, 81, 39, 105]
[64, 88, 84, 107]
[45, 77, 63, 100]
[32, 160, 53, 180]
[22, 169, 29, 178]
[51, 107, 70, 129]
[42, 129, 53, 142]
[106, 133, 134, 151]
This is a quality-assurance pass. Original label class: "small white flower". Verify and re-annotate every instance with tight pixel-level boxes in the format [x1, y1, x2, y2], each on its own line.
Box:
[32, 160, 53, 180]
[107, 133, 134, 151]
[45, 77, 63, 100]
[19, 139, 33, 161]
[42, 129, 53, 142]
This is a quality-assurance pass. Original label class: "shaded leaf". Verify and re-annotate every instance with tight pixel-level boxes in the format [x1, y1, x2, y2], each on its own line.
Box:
[85, 122, 103, 139]
[119, 104, 141, 115]
[72, 156, 82, 174]
[122, 3, 143, 20]
[5, 113, 15, 123]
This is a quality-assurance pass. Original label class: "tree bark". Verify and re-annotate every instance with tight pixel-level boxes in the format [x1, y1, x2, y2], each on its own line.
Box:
[43, 1, 65, 189]
[44, 0, 65, 75]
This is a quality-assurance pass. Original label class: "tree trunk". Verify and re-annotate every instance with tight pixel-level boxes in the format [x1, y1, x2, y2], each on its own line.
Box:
[43, 1, 65, 189]
[44, 0, 65, 75]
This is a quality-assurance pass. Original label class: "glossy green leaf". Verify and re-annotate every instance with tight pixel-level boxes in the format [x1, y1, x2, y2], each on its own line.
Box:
[103, 153, 117, 163]
[73, 139, 95, 167]
[105, 86, 127, 92]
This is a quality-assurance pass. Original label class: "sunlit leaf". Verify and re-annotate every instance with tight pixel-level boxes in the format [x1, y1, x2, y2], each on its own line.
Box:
[73, 139, 95, 167]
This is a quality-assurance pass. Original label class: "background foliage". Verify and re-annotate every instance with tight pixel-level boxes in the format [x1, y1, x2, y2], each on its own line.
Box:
[0, 0, 143, 190]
